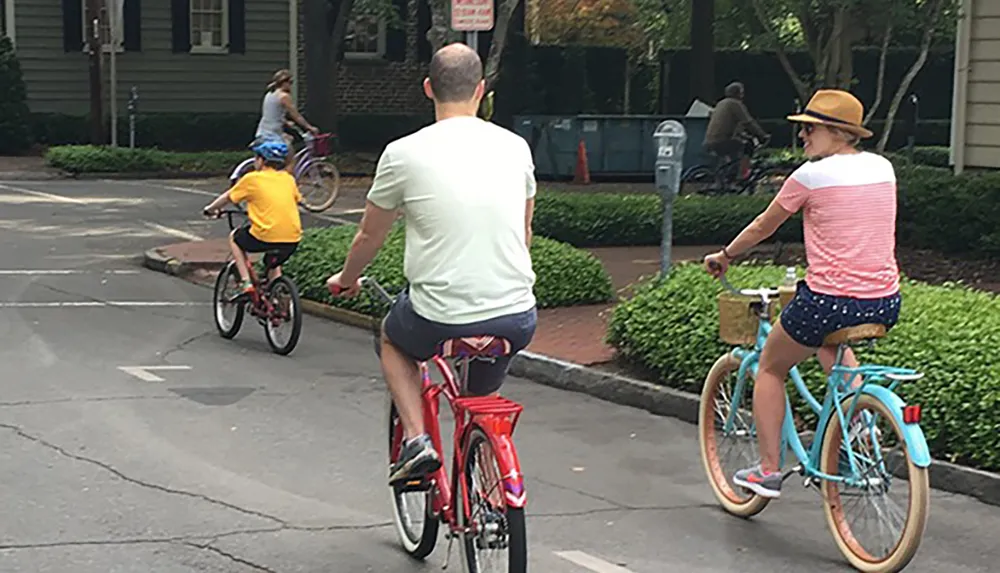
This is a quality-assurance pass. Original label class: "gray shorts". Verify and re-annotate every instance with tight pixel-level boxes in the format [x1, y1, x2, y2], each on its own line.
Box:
[382, 288, 537, 396]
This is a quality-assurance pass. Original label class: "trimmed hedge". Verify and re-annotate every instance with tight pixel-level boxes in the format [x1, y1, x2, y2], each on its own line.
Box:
[282, 224, 614, 317]
[46, 145, 248, 174]
[606, 262, 1000, 472]
[757, 146, 951, 169]
[533, 191, 802, 248]
[44, 145, 374, 175]
[534, 162, 1000, 258]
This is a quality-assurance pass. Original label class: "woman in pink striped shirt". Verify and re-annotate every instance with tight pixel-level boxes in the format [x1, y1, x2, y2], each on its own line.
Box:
[703, 90, 901, 499]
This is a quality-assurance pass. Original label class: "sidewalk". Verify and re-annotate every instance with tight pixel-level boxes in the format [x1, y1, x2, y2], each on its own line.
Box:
[146, 239, 720, 365]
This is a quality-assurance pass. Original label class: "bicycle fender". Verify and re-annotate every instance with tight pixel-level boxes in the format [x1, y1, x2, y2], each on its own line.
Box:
[860, 385, 931, 468]
[475, 425, 527, 509]
[229, 158, 255, 183]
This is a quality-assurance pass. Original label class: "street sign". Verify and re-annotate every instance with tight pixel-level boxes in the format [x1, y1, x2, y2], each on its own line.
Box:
[451, 0, 494, 32]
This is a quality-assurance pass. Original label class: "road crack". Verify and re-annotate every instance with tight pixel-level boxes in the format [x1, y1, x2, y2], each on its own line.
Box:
[181, 541, 278, 573]
[0, 422, 284, 526]
[159, 331, 215, 362]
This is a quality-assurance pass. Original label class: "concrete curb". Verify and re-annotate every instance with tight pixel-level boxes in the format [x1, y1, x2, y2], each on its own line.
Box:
[140, 257, 1000, 508]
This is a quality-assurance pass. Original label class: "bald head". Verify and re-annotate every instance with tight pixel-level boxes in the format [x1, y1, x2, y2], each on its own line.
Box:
[427, 43, 483, 103]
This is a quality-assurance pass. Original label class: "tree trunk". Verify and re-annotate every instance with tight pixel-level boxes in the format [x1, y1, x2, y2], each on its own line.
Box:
[483, 0, 521, 92]
[690, 0, 714, 103]
[623, 58, 631, 114]
[751, 0, 808, 101]
[876, 0, 945, 152]
[304, 0, 333, 129]
[864, 21, 893, 126]
[427, 0, 453, 52]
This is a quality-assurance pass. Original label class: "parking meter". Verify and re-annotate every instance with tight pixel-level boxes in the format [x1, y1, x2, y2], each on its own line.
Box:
[653, 120, 687, 276]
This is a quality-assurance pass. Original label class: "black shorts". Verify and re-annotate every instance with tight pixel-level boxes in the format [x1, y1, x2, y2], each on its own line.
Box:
[232, 224, 298, 269]
[779, 281, 901, 348]
[382, 288, 537, 396]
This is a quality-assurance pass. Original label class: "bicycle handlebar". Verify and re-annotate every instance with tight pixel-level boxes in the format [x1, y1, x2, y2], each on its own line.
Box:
[203, 207, 247, 230]
[708, 260, 781, 300]
[327, 275, 393, 304]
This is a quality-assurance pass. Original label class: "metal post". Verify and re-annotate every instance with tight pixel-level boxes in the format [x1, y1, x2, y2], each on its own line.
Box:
[86, 0, 104, 145]
[907, 94, 919, 161]
[466, 31, 478, 52]
[108, 0, 117, 147]
[791, 98, 801, 152]
[653, 120, 687, 277]
[128, 85, 138, 149]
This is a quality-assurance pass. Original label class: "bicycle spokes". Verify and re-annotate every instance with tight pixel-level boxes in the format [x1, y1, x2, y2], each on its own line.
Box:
[823, 398, 919, 563]
[466, 438, 511, 571]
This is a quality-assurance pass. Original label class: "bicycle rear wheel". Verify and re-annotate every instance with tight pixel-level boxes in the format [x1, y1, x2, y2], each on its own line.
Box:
[819, 393, 930, 572]
[387, 400, 439, 559]
[680, 165, 724, 196]
[298, 161, 340, 212]
[698, 352, 771, 517]
[457, 425, 527, 573]
[263, 276, 302, 355]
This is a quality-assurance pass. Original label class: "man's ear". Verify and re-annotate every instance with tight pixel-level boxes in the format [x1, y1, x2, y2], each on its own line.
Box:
[423, 78, 434, 100]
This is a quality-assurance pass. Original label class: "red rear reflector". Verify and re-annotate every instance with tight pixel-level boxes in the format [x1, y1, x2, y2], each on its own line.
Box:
[903, 405, 921, 424]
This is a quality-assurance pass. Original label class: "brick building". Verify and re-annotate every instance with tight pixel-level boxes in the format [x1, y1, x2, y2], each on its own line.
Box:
[295, 0, 435, 116]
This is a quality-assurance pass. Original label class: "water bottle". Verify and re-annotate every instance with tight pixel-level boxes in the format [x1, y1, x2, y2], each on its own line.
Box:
[779, 266, 797, 308]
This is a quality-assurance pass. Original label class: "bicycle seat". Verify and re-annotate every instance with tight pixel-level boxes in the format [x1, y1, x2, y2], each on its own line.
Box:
[823, 323, 886, 346]
[438, 336, 512, 359]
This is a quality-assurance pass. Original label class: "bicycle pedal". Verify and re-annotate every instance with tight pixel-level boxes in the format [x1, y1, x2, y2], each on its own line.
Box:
[394, 477, 431, 493]
[781, 465, 804, 482]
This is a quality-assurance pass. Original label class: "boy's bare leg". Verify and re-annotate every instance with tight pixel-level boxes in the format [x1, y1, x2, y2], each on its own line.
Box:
[228, 231, 252, 288]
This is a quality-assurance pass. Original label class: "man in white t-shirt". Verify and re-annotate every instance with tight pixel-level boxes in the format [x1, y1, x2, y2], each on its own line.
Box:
[326, 43, 537, 485]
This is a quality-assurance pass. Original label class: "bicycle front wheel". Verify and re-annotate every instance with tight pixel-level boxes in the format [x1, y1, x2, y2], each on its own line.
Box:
[387, 400, 439, 559]
[298, 161, 340, 212]
[698, 352, 771, 517]
[458, 425, 527, 573]
[213, 261, 244, 339]
[819, 393, 930, 572]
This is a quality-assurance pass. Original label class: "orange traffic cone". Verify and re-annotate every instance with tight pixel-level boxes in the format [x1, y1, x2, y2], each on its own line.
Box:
[574, 139, 590, 184]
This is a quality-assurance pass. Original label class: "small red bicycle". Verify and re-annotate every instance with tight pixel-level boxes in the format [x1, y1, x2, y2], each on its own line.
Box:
[208, 208, 303, 355]
[336, 277, 528, 572]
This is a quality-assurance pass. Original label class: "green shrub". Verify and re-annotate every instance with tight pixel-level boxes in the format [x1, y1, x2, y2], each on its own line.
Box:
[45, 145, 248, 174]
[534, 160, 999, 258]
[606, 262, 1000, 472]
[0, 35, 31, 154]
[533, 190, 803, 248]
[282, 224, 614, 317]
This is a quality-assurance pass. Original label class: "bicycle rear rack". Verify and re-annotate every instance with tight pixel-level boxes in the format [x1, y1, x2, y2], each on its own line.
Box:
[453, 395, 523, 434]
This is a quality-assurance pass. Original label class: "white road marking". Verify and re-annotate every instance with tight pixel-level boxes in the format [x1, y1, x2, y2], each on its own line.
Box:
[143, 221, 203, 242]
[147, 182, 357, 225]
[0, 183, 86, 204]
[118, 365, 192, 382]
[0, 301, 208, 308]
[149, 183, 217, 198]
[0, 269, 140, 275]
[554, 551, 635, 573]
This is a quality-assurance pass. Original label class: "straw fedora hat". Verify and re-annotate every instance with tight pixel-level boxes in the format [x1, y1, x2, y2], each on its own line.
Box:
[786, 89, 873, 139]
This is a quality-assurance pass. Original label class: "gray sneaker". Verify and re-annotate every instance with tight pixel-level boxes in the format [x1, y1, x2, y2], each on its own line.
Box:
[733, 464, 783, 498]
[389, 434, 442, 485]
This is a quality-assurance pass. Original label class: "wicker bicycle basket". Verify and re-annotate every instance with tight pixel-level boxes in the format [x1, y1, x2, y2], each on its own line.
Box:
[717, 291, 776, 346]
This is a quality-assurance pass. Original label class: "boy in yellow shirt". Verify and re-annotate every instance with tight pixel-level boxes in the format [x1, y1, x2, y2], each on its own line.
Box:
[203, 138, 303, 294]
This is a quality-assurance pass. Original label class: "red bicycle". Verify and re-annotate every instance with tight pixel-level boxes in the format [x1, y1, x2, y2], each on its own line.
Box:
[208, 208, 303, 355]
[342, 277, 528, 572]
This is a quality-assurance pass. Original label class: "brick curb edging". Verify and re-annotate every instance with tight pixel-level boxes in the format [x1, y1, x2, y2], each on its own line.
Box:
[140, 249, 1000, 508]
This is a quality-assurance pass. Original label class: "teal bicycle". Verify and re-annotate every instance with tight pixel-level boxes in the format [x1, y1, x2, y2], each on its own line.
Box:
[697, 270, 930, 573]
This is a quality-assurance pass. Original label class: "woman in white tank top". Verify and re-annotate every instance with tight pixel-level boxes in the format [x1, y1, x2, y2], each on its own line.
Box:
[255, 69, 319, 145]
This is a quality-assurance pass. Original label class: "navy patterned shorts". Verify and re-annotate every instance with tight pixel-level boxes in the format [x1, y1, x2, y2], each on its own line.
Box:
[779, 281, 902, 348]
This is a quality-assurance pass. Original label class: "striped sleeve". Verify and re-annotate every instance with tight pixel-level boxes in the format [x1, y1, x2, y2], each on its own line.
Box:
[776, 168, 811, 213]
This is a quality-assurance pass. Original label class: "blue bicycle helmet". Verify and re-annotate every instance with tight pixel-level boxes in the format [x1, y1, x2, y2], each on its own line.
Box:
[250, 138, 289, 163]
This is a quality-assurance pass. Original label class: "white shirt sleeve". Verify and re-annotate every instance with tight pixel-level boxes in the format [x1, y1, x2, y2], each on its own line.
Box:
[366, 146, 404, 210]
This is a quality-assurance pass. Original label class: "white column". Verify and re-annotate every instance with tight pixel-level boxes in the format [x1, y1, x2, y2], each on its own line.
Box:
[289, 0, 299, 105]
[4, 0, 16, 47]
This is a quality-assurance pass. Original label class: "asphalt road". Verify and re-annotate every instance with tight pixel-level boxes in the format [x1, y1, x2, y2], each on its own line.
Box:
[0, 179, 997, 572]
